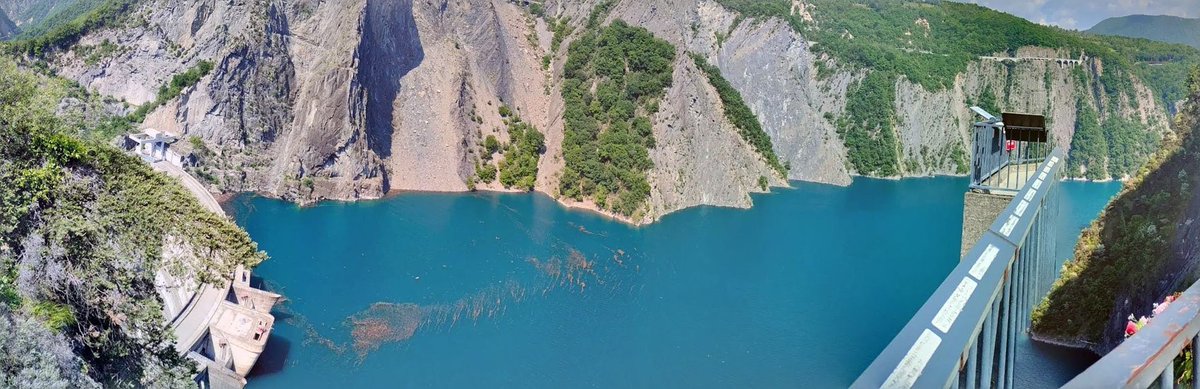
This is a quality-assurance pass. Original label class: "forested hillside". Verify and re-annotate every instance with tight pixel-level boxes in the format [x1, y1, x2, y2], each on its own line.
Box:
[0, 57, 266, 386]
[1088, 15, 1200, 51]
[558, 11, 677, 218]
[1032, 65, 1200, 354]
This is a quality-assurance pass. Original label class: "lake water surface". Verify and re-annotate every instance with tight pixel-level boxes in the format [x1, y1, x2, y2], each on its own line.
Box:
[230, 178, 1121, 388]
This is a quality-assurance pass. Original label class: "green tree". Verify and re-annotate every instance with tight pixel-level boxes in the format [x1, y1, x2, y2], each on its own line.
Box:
[558, 17, 675, 217]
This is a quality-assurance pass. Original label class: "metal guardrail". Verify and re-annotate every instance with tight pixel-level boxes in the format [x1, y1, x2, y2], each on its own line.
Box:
[853, 147, 1066, 389]
[1063, 281, 1200, 389]
[970, 120, 1052, 194]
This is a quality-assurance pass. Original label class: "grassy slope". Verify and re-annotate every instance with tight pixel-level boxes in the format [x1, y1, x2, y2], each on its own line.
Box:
[1032, 66, 1200, 351]
[1088, 15, 1200, 51]
[714, 0, 1200, 178]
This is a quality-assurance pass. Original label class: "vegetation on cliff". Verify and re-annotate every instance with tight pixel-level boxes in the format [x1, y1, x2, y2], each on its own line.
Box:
[715, 0, 1200, 179]
[690, 53, 787, 176]
[0, 57, 266, 385]
[9, 0, 108, 42]
[1032, 66, 1200, 349]
[558, 17, 675, 218]
[1065, 98, 1108, 180]
[476, 108, 546, 191]
[128, 60, 214, 123]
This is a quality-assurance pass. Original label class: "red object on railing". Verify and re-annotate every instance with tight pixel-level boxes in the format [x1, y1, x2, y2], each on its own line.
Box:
[1005, 140, 1017, 152]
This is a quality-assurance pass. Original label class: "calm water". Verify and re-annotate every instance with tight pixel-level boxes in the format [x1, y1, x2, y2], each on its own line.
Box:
[229, 178, 1121, 388]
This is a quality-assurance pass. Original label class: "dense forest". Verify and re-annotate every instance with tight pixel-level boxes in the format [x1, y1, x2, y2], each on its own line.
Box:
[558, 11, 676, 218]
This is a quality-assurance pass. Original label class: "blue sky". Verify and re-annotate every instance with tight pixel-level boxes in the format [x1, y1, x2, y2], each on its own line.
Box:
[965, 0, 1200, 30]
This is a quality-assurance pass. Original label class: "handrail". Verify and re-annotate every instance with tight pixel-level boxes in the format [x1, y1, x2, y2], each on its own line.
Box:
[970, 120, 1051, 194]
[853, 147, 1066, 388]
[1063, 280, 1200, 388]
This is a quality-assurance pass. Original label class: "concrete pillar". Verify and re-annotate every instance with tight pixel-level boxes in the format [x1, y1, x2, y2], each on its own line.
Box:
[961, 191, 1014, 259]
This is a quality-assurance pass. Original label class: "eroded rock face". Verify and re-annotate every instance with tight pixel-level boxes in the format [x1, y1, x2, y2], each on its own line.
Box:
[644, 56, 787, 222]
[41, 0, 1176, 223]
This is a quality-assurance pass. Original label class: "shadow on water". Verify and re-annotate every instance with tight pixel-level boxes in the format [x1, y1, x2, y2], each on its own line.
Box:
[249, 274, 269, 290]
[248, 335, 292, 378]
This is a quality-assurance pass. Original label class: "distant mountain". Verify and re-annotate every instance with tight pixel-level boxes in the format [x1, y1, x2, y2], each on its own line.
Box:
[1088, 15, 1200, 50]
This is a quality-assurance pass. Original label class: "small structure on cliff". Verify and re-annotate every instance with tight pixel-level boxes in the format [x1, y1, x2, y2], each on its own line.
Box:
[126, 128, 195, 167]
[960, 107, 1050, 257]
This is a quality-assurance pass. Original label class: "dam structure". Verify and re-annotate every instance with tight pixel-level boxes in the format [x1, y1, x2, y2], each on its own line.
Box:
[129, 129, 281, 389]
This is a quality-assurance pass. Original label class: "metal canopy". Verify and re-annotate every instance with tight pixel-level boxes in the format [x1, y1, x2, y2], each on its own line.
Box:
[1001, 113, 1047, 143]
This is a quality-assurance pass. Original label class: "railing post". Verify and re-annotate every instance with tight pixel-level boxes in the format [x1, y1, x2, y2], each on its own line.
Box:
[998, 269, 1012, 389]
[1006, 269, 1016, 388]
[982, 296, 1000, 387]
[1194, 333, 1199, 389]
[1015, 251, 1025, 332]
[1162, 364, 1176, 389]
[966, 337, 978, 389]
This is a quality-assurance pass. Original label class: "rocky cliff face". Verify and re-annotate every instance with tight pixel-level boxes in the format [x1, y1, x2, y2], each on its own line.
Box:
[32, 0, 1177, 223]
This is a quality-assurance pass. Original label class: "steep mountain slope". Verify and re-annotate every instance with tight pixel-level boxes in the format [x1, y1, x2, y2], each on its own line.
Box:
[5, 0, 1196, 223]
[1089, 15, 1200, 50]
[1033, 66, 1200, 354]
[0, 57, 268, 386]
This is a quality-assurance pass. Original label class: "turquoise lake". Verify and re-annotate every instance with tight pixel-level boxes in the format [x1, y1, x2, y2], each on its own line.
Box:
[229, 177, 1122, 388]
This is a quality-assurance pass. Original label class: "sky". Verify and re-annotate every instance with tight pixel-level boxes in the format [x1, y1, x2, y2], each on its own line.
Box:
[965, 0, 1200, 30]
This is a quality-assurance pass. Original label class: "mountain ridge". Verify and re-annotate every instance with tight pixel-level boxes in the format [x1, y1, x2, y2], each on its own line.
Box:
[1088, 14, 1200, 50]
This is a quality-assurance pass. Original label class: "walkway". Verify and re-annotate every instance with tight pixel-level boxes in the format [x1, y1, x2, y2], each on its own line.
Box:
[152, 160, 224, 215]
[979, 162, 1041, 196]
[148, 159, 279, 388]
